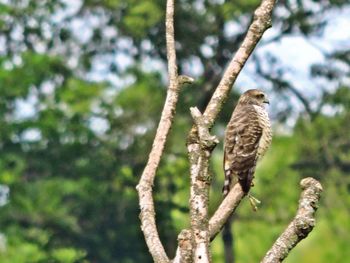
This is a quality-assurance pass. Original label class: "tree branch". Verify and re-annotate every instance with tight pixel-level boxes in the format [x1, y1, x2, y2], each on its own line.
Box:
[174, 229, 193, 263]
[188, 107, 219, 262]
[136, 1, 193, 262]
[200, 0, 277, 129]
[261, 177, 323, 263]
[174, 1, 277, 262]
[209, 183, 245, 241]
[191, 0, 277, 240]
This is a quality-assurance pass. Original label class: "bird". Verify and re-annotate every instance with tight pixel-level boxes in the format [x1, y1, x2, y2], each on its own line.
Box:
[223, 89, 272, 210]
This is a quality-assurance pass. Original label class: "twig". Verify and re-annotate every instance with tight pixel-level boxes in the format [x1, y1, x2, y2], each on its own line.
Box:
[165, 0, 177, 84]
[136, 1, 193, 262]
[261, 177, 323, 263]
[188, 107, 218, 262]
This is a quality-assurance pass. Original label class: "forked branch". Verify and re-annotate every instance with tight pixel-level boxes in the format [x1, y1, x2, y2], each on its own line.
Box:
[174, 1, 277, 262]
[136, 0, 193, 262]
[188, 107, 218, 262]
[138, 0, 278, 262]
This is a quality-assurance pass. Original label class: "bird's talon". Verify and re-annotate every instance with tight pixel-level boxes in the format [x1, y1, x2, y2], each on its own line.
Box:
[248, 194, 261, 211]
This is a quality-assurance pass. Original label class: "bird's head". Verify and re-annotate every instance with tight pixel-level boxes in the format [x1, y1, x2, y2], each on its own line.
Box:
[238, 89, 269, 106]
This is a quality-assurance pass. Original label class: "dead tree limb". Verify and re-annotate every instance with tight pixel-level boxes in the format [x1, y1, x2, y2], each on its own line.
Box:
[261, 177, 323, 263]
[174, 229, 193, 263]
[187, 0, 277, 241]
[199, 0, 277, 128]
[209, 183, 245, 240]
[136, 0, 193, 262]
[173, 1, 277, 262]
[188, 107, 219, 262]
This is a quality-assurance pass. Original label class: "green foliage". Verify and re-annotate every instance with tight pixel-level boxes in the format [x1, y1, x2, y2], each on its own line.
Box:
[116, 69, 164, 121]
[123, 1, 163, 38]
[287, 87, 350, 262]
[0, 53, 66, 99]
[51, 247, 86, 263]
[59, 78, 104, 115]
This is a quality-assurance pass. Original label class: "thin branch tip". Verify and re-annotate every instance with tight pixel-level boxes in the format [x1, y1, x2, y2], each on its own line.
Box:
[261, 177, 323, 263]
[190, 107, 202, 119]
[178, 75, 195, 85]
[300, 177, 323, 192]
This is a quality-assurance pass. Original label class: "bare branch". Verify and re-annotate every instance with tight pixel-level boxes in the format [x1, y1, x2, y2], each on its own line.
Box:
[136, 1, 185, 262]
[190, 107, 219, 150]
[209, 184, 245, 240]
[201, 0, 277, 129]
[174, 230, 193, 263]
[174, 2, 277, 262]
[261, 177, 323, 263]
[165, 0, 177, 84]
[179, 75, 195, 85]
[188, 107, 219, 262]
[189, 0, 277, 240]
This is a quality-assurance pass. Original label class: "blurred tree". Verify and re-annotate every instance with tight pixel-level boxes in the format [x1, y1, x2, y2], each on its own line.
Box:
[289, 86, 350, 262]
[0, 0, 349, 262]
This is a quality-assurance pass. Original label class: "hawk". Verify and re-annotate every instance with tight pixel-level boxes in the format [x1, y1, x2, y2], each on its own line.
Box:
[223, 89, 272, 208]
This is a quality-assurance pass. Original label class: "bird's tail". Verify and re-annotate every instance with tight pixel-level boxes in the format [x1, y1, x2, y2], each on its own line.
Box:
[222, 170, 232, 196]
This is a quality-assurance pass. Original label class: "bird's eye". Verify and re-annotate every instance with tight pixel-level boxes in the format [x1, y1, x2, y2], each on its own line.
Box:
[256, 94, 264, 99]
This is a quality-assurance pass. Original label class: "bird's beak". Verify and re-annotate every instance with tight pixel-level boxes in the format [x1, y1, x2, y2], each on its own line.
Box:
[263, 98, 270, 104]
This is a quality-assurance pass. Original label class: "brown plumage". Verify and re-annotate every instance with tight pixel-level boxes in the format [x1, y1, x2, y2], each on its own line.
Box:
[223, 89, 272, 198]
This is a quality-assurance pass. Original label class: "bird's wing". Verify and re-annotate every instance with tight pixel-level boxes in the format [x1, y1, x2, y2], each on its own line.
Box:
[223, 104, 262, 193]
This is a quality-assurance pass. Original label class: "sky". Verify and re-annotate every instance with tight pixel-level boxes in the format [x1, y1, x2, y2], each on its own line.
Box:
[54, 1, 350, 93]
